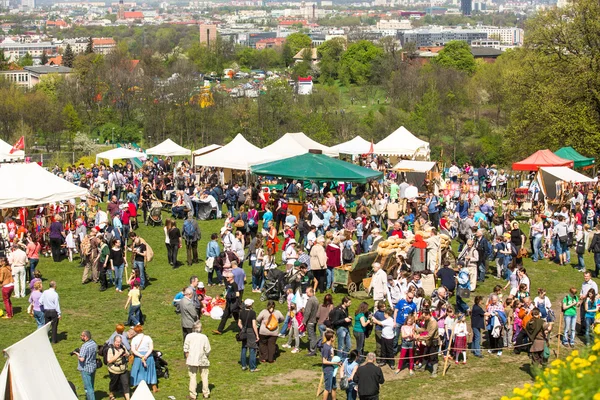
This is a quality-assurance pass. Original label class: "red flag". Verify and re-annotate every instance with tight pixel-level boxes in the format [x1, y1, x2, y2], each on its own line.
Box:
[362, 141, 374, 157]
[9, 136, 24, 154]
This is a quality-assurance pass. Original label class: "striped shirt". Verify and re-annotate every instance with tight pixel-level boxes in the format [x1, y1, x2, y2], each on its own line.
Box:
[77, 339, 98, 374]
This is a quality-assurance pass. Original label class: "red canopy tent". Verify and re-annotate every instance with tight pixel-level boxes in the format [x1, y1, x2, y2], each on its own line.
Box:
[512, 149, 574, 171]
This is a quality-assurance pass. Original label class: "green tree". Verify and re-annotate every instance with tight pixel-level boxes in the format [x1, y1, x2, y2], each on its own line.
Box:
[85, 37, 94, 54]
[282, 32, 311, 66]
[62, 102, 82, 150]
[317, 37, 346, 84]
[431, 41, 476, 74]
[40, 51, 48, 66]
[0, 51, 9, 71]
[17, 52, 33, 67]
[63, 44, 74, 67]
[338, 40, 384, 85]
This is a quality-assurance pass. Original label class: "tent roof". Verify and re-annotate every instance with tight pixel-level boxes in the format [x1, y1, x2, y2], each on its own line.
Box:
[0, 138, 24, 162]
[554, 147, 595, 168]
[538, 167, 595, 183]
[392, 160, 437, 173]
[130, 381, 155, 400]
[260, 133, 338, 163]
[145, 138, 191, 156]
[512, 149, 574, 171]
[251, 152, 383, 183]
[374, 126, 429, 158]
[96, 147, 147, 167]
[193, 144, 222, 156]
[330, 136, 372, 155]
[0, 324, 77, 400]
[0, 163, 88, 209]
[194, 134, 266, 171]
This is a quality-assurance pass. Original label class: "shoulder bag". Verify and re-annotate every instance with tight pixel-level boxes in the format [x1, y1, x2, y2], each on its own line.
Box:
[129, 334, 143, 365]
[236, 311, 251, 342]
[265, 311, 279, 331]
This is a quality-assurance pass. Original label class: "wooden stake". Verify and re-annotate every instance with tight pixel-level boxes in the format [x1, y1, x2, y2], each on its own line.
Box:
[442, 328, 456, 376]
[316, 372, 323, 398]
[556, 312, 563, 359]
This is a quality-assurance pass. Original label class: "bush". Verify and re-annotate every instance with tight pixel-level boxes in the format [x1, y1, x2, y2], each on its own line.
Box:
[503, 325, 600, 400]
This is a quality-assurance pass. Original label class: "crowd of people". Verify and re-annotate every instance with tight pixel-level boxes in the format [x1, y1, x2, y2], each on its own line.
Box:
[1, 157, 600, 399]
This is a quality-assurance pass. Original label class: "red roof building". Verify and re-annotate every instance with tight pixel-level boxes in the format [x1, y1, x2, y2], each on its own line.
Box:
[255, 37, 286, 49]
[123, 11, 144, 19]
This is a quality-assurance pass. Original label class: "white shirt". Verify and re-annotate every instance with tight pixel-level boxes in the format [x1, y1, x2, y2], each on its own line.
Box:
[405, 185, 418, 200]
[533, 296, 552, 310]
[581, 279, 599, 297]
[381, 317, 394, 339]
[131, 334, 153, 353]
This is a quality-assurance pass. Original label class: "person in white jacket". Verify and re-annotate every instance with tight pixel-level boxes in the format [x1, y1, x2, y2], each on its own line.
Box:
[368, 262, 388, 311]
[184, 321, 211, 399]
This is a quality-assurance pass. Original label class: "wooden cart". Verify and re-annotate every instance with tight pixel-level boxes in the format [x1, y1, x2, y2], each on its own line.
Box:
[333, 252, 395, 297]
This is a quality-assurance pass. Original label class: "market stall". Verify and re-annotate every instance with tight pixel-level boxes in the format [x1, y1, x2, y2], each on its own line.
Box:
[536, 166, 596, 201]
[192, 144, 222, 167]
[95, 147, 147, 167]
[193, 133, 267, 171]
[145, 138, 192, 157]
[554, 147, 595, 169]
[392, 160, 439, 194]
[374, 126, 430, 160]
[512, 149, 573, 171]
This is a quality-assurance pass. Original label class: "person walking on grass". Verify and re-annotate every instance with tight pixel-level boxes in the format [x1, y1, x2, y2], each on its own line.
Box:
[213, 272, 240, 335]
[74, 330, 97, 400]
[238, 299, 260, 372]
[184, 321, 211, 400]
[180, 287, 199, 340]
[183, 211, 201, 266]
[39, 280, 61, 343]
[0, 257, 14, 319]
[321, 330, 340, 400]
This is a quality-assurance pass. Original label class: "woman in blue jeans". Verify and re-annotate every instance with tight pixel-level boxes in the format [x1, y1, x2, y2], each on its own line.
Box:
[562, 287, 579, 347]
[584, 288, 599, 345]
[340, 350, 359, 400]
[108, 239, 127, 293]
[470, 296, 485, 357]
[238, 299, 260, 372]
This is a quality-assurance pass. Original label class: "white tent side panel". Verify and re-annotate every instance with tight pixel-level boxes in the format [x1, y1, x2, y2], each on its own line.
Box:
[537, 167, 596, 199]
[0, 163, 89, 209]
[0, 324, 77, 400]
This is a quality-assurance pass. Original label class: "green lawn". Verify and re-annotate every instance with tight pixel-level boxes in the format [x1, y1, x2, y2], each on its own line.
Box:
[0, 212, 596, 400]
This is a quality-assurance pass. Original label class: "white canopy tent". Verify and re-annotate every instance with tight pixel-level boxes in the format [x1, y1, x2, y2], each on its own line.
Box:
[0, 324, 77, 400]
[330, 136, 372, 155]
[259, 132, 338, 163]
[95, 147, 147, 167]
[537, 167, 596, 199]
[145, 138, 191, 157]
[392, 160, 439, 194]
[194, 134, 267, 171]
[0, 138, 24, 162]
[130, 381, 155, 400]
[193, 144, 222, 167]
[0, 163, 88, 209]
[374, 126, 430, 160]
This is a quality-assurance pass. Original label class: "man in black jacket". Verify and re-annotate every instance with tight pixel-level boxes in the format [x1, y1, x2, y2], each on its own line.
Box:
[330, 296, 352, 360]
[353, 352, 385, 400]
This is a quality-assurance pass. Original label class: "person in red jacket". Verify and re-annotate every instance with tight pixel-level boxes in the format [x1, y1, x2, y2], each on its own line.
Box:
[325, 237, 342, 291]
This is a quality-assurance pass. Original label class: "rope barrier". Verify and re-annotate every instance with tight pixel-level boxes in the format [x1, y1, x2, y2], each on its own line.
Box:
[331, 333, 560, 361]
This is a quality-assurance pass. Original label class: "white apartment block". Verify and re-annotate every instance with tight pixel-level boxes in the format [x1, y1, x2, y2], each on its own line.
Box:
[0, 41, 58, 62]
[478, 26, 523, 46]
[376, 19, 412, 30]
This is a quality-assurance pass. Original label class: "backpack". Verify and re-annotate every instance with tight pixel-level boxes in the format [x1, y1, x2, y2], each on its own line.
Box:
[183, 220, 196, 240]
[101, 344, 112, 365]
[576, 238, 585, 255]
[248, 210, 257, 228]
[265, 312, 279, 331]
[458, 269, 470, 287]
[342, 242, 354, 263]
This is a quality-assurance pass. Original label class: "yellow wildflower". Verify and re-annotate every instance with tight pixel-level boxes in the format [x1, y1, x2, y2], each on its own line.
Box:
[571, 350, 579, 357]
[593, 393, 600, 400]
[564, 390, 572, 395]
[589, 355, 598, 362]
[538, 388, 550, 400]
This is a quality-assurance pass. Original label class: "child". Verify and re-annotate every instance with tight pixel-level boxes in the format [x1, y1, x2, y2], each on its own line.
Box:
[371, 307, 395, 369]
[414, 287, 425, 311]
[282, 303, 300, 353]
[278, 288, 295, 337]
[125, 281, 143, 326]
[396, 315, 416, 375]
[454, 314, 468, 364]
[443, 307, 456, 358]
[503, 298, 515, 347]
[516, 283, 529, 301]
[65, 228, 76, 262]
[373, 301, 386, 358]
[355, 217, 364, 250]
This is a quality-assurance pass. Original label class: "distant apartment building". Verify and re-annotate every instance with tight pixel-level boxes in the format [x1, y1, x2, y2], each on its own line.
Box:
[243, 32, 277, 48]
[0, 41, 58, 62]
[199, 24, 217, 46]
[461, 0, 472, 15]
[46, 20, 69, 29]
[92, 37, 117, 54]
[376, 19, 412, 31]
[397, 28, 487, 47]
[478, 26, 524, 46]
[20, 0, 34, 10]
[0, 65, 72, 89]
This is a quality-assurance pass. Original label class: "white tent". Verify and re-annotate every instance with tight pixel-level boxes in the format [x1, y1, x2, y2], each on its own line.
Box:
[537, 167, 596, 199]
[130, 381, 155, 400]
[146, 138, 191, 157]
[330, 136, 372, 155]
[0, 324, 77, 400]
[0, 163, 88, 209]
[392, 160, 437, 173]
[194, 134, 266, 170]
[95, 147, 147, 167]
[374, 126, 430, 159]
[0, 138, 24, 162]
[193, 144, 222, 167]
[259, 132, 338, 163]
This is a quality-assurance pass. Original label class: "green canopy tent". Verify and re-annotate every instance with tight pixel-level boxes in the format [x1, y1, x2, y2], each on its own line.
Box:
[554, 147, 595, 169]
[251, 152, 383, 183]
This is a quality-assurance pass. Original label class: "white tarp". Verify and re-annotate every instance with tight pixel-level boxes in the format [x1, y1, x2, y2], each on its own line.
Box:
[0, 163, 89, 209]
[95, 147, 147, 167]
[194, 134, 266, 171]
[193, 144, 222, 155]
[330, 136, 372, 155]
[374, 126, 430, 159]
[130, 381, 155, 400]
[146, 138, 191, 157]
[259, 132, 338, 163]
[0, 324, 77, 400]
[392, 160, 436, 173]
[537, 166, 596, 199]
[0, 138, 24, 162]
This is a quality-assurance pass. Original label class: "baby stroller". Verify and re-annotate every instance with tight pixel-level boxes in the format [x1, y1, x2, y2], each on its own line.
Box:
[152, 350, 169, 379]
[147, 200, 163, 227]
[260, 268, 286, 304]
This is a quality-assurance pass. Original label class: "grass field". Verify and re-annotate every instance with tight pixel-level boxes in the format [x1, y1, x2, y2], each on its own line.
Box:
[0, 211, 596, 400]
